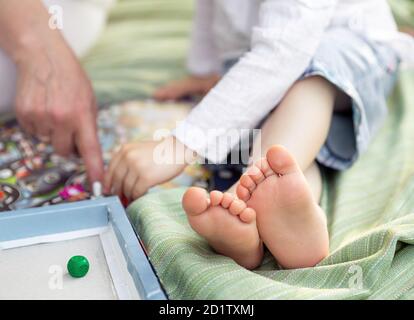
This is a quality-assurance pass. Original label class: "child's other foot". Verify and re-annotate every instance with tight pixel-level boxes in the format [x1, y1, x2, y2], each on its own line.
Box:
[182, 187, 263, 269]
[237, 145, 329, 269]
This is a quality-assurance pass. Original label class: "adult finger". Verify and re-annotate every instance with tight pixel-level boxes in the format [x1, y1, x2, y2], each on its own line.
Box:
[24, 79, 50, 140]
[33, 105, 51, 141]
[15, 105, 36, 136]
[49, 103, 75, 156]
[52, 126, 75, 157]
[75, 112, 104, 185]
[14, 74, 37, 136]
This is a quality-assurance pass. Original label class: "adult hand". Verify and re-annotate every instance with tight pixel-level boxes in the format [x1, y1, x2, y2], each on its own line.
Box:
[14, 45, 104, 184]
[0, 0, 104, 185]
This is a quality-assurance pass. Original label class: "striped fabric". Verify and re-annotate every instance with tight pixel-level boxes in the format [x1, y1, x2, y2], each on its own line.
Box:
[128, 71, 414, 299]
[84, 0, 414, 299]
[83, 0, 193, 106]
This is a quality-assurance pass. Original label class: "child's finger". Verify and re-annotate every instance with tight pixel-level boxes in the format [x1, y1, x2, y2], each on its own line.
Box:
[131, 178, 149, 200]
[112, 165, 129, 196]
[104, 149, 126, 193]
[122, 171, 139, 200]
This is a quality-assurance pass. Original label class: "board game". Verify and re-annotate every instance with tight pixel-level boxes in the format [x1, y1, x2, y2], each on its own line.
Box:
[0, 196, 166, 299]
[0, 100, 242, 300]
[0, 100, 211, 212]
[0, 120, 89, 211]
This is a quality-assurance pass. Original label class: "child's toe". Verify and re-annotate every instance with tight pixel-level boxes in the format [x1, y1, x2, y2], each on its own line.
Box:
[210, 190, 223, 206]
[236, 184, 251, 202]
[182, 187, 209, 216]
[240, 208, 256, 223]
[246, 165, 265, 184]
[221, 193, 234, 208]
[266, 145, 299, 175]
[229, 199, 247, 216]
[255, 158, 274, 177]
[240, 174, 256, 192]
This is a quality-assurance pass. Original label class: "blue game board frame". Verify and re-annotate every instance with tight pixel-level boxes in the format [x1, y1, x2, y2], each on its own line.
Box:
[0, 196, 167, 300]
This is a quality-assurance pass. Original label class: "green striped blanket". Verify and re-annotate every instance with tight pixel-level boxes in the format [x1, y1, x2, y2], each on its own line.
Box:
[128, 71, 414, 299]
[84, 0, 414, 299]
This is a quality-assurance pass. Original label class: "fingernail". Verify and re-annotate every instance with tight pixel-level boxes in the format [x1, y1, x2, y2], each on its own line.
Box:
[92, 181, 102, 197]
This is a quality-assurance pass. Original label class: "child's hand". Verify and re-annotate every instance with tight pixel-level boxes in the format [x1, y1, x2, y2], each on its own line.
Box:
[153, 74, 220, 101]
[104, 136, 197, 200]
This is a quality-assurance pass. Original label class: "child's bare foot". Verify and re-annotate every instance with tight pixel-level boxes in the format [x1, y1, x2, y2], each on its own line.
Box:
[153, 74, 220, 101]
[237, 145, 329, 269]
[182, 187, 263, 269]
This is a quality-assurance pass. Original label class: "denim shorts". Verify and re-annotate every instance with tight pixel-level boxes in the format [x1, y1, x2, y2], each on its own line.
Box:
[301, 28, 400, 170]
[223, 28, 400, 171]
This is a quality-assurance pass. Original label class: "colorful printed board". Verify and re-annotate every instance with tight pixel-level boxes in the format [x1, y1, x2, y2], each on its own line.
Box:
[0, 100, 210, 211]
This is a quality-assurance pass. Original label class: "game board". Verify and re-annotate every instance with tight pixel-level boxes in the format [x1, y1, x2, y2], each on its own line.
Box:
[0, 100, 210, 212]
[0, 196, 167, 299]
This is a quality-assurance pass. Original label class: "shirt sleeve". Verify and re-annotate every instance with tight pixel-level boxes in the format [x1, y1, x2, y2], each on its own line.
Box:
[174, 0, 338, 163]
[186, 0, 221, 76]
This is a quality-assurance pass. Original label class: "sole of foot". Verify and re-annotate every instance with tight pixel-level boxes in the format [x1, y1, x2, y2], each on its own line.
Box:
[237, 145, 329, 269]
[182, 187, 263, 269]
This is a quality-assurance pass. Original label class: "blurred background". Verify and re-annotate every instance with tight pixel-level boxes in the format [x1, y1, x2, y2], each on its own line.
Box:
[83, 0, 414, 106]
[83, 0, 193, 105]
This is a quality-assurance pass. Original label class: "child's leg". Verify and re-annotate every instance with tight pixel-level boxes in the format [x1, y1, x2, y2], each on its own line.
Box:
[239, 75, 336, 200]
[236, 76, 337, 268]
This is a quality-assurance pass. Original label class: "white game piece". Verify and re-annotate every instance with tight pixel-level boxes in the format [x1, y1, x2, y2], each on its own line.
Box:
[92, 181, 102, 198]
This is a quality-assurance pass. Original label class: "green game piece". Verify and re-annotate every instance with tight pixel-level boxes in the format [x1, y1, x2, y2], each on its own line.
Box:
[67, 255, 89, 278]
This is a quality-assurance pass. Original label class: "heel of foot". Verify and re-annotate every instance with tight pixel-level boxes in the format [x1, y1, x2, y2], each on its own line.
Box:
[278, 245, 329, 269]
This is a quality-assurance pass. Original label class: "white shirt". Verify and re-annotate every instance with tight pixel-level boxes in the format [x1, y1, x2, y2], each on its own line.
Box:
[173, 0, 414, 163]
